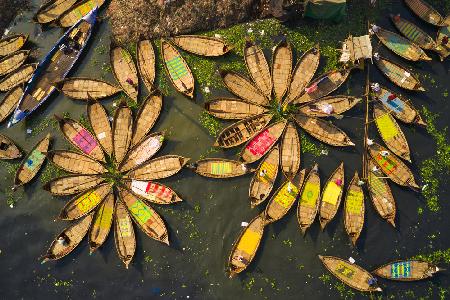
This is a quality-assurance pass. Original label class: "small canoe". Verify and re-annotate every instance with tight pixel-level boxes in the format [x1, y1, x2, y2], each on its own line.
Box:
[136, 39, 156, 92]
[172, 35, 232, 57]
[110, 44, 139, 102]
[58, 0, 105, 28]
[0, 50, 29, 77]
[0, 63, 37, 92]
[59, 183, 112, 220]
[319, 255, 382, 292]
[297, 165, 321, 235]
[55, 77, 121, 100]
[131, 91, 162, 147]
[244, 40, 272, 98]
[319, 162, 345, 230]
[112, 102, 133, 165]
[114, 199, 136, 269]
[391, 14, 438, 50]
[0, 133, 22, 159]
[374, 55, 424, 91]
[34, 0, 78, 24]
[48, 150, 107, 174]
[42, 213, 93, 263]
[89, 191, 114, 253]
[344, 172, 365, 246]
[280, 122, 300, 179]
[404, 0, 449, 27]
[0, 86, 23, 123]
[13, 134, 50, 190]
[119, 187, 169, 245]
[285, 45, 320, 104]
[249, 146, 280, 207]
[367, 159, 396, 227]
[220, 71, 269, 106]
[119, 132, 164, 172]
[298, 96, 361, 118]
[205, 98, 268, 120]
[161, 39, 195, 99]
[436, 25, 450, 61]
[294, 69, 352, 104]
[295, 114, 354, 147]
[125, 155, 190, 181]
[124, 180, 182, 205]
[271, 40, 292, 101]
[214, 113, 273, 148]
[43, 174, 105, 196]
[368, 142, 419, 189]
[0, 34, 28, 57]
[373, 103, 411, 162]
[228, 214, 265, 278]
[87, 100, 113, 156]
[240, 120, 287, 163]
[373, 260, 441, 281]
[190, 158, 252, 178]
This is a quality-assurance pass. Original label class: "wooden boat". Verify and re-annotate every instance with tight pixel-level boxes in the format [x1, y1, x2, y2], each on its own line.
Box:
[373, 260, 442, 281]
[125, 155, 189, 181]
[344, 172, 364, 246]
[59, 183, 112, 220]
[297, 165, 320, 235]
[373, 55, 425, 91]
[271, 40, 292, 101]
[124, 180, 182, 205]
[55, 77, 121, 100]
[58, 0, 105, 28]
[119, 132, 164, 172]
[285, 45, 320, 104]
[249, 146, 280, 207]
[41, 213, 93, 263]
[205, 98, 268, 120]
[294, 69, 352, 104]
[220, 71, 269, 106]
[34, 0, 78, 24]
[190, 158, 252, 178]
[298, 96, 361, 118]
[228, 214, 265, 278]
[240, 120, 287, 163]
[368, 142, 419, 189]
[119, 187, 170, 245]
[0, 86, 23, 123]
[172, 35, 232, 57]
[110, 44, 138, 102]
[131, 92, 162, 147]
[48, 150, 107, 174]
[0, 34, 28, 57]
[319, 255, 382, 292]
[0, 50, 29, 77]
[112, 102, 133, 165]
[161, 39, 195, 99]
[280, 122, 300, 179]
[214, 113, 272, 148]
[0, 63, 37, 92]
[13, 133, 51, 190]
[373, 103, 411, 162]
[43, 174, 105, 195]
[319, 162, 344, 230]
[0, 133, 22, 159]
[244, 40, 272, 98]
[114, 199, 136, 268]
[295, 114, 354, 147]
[404, 0, 449, 27]
[436, 25, 450, 61]
[136, 39, 156, 92]
[391, 14, 438, 50]
[367, 159, 396, 227]
[9, 9, 98, 127]
[87, 100, 113, 156]
[89, 192, 114, 253]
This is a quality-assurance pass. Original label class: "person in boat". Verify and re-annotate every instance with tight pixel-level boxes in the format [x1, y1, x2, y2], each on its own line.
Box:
[241, 164, 248, 172]
[380, 150, 390, 157]
[368, 277, 378, 287]
[126, 78, 137, 89]
[371, 165, 379, 172]
[309, 103, 334, 115]
[57, 234, 69, 246]
[0, 142, 10, 151]
[442, 36, 449, 46]
[335, 178, 343, 186]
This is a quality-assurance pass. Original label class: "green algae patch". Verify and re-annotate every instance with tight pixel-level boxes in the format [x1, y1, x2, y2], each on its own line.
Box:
[199, 111, 222, 137]
[413, 249, 450, 264]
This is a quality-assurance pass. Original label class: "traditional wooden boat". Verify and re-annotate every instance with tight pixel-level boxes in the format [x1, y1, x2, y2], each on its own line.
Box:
[41, 213, 93, 263]
[119, 132, 164, 172]
[87, 100, 113, 156]
[48, 150, 107, 174]
[297, 165, 320, 235]
[368, 142, 419, 189]
[0, 34, 28, 57]
[436, 25, 450, 61]
[404, 0, 449, 26]
[0, 50, 29, 77]
[295, 114, 354, 147]
[285, 45, 320, 104]
[131, 92, 163, 147]
[367, 159, 396, 227]
[0, 133, 22, 159]
[214, 113, 273, 148]
[391, 14, 438, 51]
[373, 103, 411, 162]
[249, 146, 279, 207]
[125, 155, 189, 181]
[373, 260, 442, 281]
[55, 77, 121, 100]
[113, 102, 133, 165]
[298, 96, 361, 118]
[373, 55, 425, 91]
[13, 133, 51, 190]
[319, 162, 344, 230]
[220, 71, 269, 107]
[0, 86, 23, 123]
[110, 44, 138, 102]
[0, 63, 37, 92]
[280, 122, 300, 179]
[114, 199, 136, 268]
[294, 69, 351, 104]
[136, 39, 156, 92]
[271, 40, 292, 101]
[124, 180, 182, 205]
[161, 39, 195, 99]
[89, 191, 114, 253]
[43, 174, 105, 195]
[344, 172, 364, 246]
[190, 158, 252, 178]
[9, 9, 98, 127]
[244, 40, 272, 98]
[172, 35, 232, 57]
[33, 0, 78, 24]
[228, 214, 265, 278]
[58, 0, 105, 28]
[240, 120, 287, 163]
[205, 98, 268, 120]
[319, 255, 382, 292]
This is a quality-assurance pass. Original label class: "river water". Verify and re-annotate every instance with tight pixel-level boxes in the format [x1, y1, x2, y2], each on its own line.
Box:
[0, 1, 449, 299]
